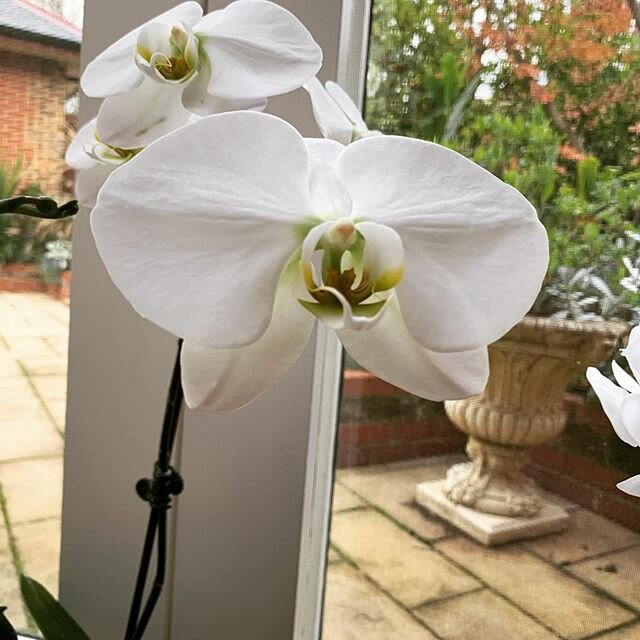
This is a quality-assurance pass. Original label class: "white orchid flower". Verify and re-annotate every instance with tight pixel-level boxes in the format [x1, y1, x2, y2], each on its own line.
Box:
[81, 0, 322, 148]
[305, 77, 381, 145]
[65, 118, 143, 207]
[91, 111, 548, 411]
[587, 326, 640, 496]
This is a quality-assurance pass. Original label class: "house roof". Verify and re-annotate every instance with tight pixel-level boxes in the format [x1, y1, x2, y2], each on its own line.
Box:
[0, 0, 81, 50]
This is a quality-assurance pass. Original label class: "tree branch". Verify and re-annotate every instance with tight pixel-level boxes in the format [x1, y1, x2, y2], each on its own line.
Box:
[628, 0, 640, 31]
[544, 102, 586, 154]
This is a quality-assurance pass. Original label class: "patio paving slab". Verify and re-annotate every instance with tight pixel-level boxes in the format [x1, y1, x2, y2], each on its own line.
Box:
[525, 509, 640, 565]
[338, 459, 450, 541]
[436, 536, 635, 639]
[14, 518, 61, 598]
[18, 355, 67, 377]
[322, 563, 436, 640]
[331, 509, 479, 608]
[599, 622, 640, 638]
[30, 375, 67, 404]
[0, 457, 63, 525]
[415, 588, 554, 640]
[567, 546, 640, 610]
[332, 482, 364, 512]
[0, 406, 63, 462]
[1, 335, 59, 358]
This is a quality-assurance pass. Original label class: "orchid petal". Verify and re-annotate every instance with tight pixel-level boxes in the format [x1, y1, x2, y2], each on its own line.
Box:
[338, 136, 548, 352]
[325, 81, 367, 130]
[356, 222, 404, 292]
[617, 474, 640, 497]
[76, 164, 115, 208]
[305, 77, 353, 145]
[81, 2, 203, 98]
[65, 118, 98, 170]
[181, 258, 314, 410]
[338, 297, 489, 400]
[181, 55, 267, 116]
[136, 21, 173, 61]
[622, 328, 640, 382]
[96, 77, 191, 148]
[586, 367, 636, 446]
[612, 360, 640, 394]
[196, 0, 322, 100]
[621, 394, 640, 445]
[305, 138, 352, 217]
[91, 111, 314, 349]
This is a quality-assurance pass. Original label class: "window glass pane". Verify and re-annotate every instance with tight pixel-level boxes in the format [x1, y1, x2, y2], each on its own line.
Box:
[322, 1, 640, 638]
[0, 0, 82, 634]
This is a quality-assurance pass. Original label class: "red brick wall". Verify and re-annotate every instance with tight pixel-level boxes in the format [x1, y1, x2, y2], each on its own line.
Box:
[0, 35, 79, 197]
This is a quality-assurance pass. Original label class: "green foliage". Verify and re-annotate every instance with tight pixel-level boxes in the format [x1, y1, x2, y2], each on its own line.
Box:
[458, 106, 561, 213]
[20, 575, 91, 640]
[577, 157, 599, 201]
[365, 0, 478, 141]
[451, 106, 640, 320]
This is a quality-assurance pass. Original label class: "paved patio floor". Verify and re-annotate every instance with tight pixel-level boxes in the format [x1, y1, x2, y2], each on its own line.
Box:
[325, 457, 640, 639]
[4, 292, 640, 639]
[0, 292, 67, 632]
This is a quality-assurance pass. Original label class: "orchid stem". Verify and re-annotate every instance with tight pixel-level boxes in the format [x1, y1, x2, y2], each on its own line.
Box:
[0, 196, 79, 219]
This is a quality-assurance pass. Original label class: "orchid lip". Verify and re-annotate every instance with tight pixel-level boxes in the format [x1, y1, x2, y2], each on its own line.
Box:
[135, 22, 200, 85]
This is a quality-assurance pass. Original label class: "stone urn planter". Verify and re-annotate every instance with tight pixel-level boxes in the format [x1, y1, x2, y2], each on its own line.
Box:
[443, 316, 626, 518]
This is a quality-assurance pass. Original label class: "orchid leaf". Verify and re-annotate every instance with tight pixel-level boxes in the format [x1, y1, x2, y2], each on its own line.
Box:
[20, 576, 91, 640]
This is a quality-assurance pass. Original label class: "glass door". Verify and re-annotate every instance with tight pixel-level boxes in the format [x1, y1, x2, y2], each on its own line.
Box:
[300, 1, 640, 638]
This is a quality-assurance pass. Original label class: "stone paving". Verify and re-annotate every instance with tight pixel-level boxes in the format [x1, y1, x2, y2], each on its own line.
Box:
[324, 456, 640, 640]
[0, 292, 67, 632]
[4, 292, 640, 639]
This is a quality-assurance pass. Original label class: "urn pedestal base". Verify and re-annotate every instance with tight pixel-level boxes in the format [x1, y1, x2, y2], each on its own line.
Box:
[416, 479, 569, 546]
[444, 437, 541, 518]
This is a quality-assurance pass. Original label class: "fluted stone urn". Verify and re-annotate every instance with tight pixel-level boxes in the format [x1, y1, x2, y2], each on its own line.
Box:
[443, 316, 626, 518]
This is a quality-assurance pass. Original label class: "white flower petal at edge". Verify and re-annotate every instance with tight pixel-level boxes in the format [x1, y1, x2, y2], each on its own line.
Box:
[96, 78, 192, 149]
[181, 258, 314, 410]
[65, 118, 99, 170]
[621, 394, 640, 445]
[81, 2, 203, 98]
[622, 325, 640, 381]
[65, 118, 120, 207]
[338, 136, 549, 352]
[181, 55, 267, 116]
[75, 164, 116, 208]
[91, 112, 314, 349]
[325, 81, 368, 132]
[338, 297, 489, 401]
[586, 367, 637, 447]
[305, 77, 381, 144]
[305, 77, 353, 145]
[195, 0, 322, 101]
[617, 474, 640, 497]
